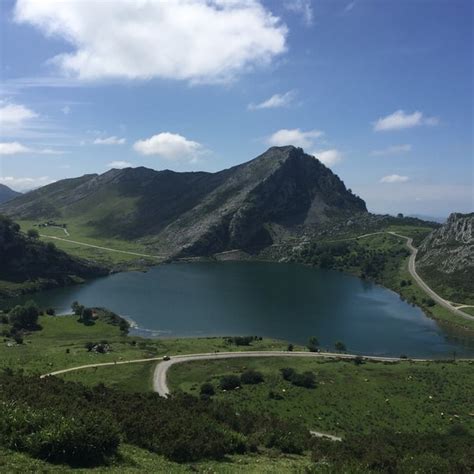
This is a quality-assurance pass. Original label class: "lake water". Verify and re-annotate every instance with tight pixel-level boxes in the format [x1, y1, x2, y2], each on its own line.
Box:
[8, 262, 474, 358]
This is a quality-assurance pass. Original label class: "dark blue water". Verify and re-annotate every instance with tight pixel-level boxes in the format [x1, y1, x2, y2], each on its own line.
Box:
[8, 262, 474, 358]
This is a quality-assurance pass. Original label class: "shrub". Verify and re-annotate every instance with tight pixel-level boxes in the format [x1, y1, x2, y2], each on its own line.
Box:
[45, 308, 55, 316]
[240, 369, 264, 385]
[280, 367, 296, 381]
[219, 375, 241, 390]
[307, 336, 319, 352]
[291, 371, 316, 389]
[200, 382, 215, 397]
[335, 341, 346, 352]
[287, 343, 294, 351]
[0, 402, 120, 466]
[8, 301, 40, 331]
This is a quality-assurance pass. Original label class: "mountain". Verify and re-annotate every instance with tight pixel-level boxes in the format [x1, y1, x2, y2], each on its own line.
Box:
[0, 146, 367, 257]
[0, 184, 21, 204]
[0, 215, 107, 299]
[417, 212, 474, 302]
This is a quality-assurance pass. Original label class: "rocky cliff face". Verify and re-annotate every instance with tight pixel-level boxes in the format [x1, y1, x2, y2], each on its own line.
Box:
[417, 212, 473, 302]
[0, 146, 367, 257]
[418, 213, 473, 274]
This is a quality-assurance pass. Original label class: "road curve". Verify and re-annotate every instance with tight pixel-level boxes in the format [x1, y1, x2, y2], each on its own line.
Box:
[388, 232, 474, 321]
[152, 351, 427, 397]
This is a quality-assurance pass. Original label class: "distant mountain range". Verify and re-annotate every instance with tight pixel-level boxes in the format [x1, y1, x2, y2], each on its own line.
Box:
[0, 184, 21, 204]
[0, 146, 366, 257]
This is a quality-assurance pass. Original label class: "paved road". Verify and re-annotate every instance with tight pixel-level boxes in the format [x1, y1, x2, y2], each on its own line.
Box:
[40, 234, 166, 260]
[152, 351, 427, 397]
[388, 232, 474, 321]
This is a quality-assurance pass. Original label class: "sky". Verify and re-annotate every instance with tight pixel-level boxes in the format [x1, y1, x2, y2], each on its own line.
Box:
[0, 0, 472, 218]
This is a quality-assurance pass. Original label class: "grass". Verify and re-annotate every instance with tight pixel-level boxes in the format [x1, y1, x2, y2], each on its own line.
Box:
[0, 444, 314, 473]
[17, 219, 160, 268]
[169, 356, 474, 437]
[0, 314, 300, 389]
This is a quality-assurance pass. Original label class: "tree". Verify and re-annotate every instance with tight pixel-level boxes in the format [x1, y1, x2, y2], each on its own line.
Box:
[240, 369, 264, 385]
[287, 343, 294, 352]
[335, 341, 346, 352]
[219, 375, 241, 390]
[27, 228, 39, 239]
[307, 336, 319, 352]
[8, 301, 40, 331]
[71, 301, 84, 316]
[80, 307, 94, 325]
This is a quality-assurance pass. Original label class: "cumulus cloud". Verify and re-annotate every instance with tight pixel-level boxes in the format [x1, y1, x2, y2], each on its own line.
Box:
[380, 174, 410, 183]
[93, 136, 126, 145]
[107, 160, 132, 169]
[373, 110, 439, 131]
[0, 175, 54, 191]
[0, 102, 37, 127]
[133, 132, 205, 162]
[0, 141, 64, 155]
[312, 149, 343, 167]
[14, 0, 287, 84]
[267, 128, 324, 149]
[371, 144, 412, 156]
[248, 90, 296, 110]
[284, 0, 313, 25]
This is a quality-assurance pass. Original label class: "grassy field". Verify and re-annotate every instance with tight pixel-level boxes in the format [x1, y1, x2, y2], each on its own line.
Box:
[169, 356, 474, 437]
[0, 444, 314, 473]
[17, 219, 161, 268]
[0, 314, 300, 387]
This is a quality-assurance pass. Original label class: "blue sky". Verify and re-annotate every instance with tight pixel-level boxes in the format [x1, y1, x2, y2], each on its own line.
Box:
[0, 0, 472, 217]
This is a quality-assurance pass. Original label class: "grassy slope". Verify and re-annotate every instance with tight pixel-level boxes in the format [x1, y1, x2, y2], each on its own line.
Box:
[17, 219, 159, 267]
[169, 357, 474, 437]
[0, 444, 313, 473]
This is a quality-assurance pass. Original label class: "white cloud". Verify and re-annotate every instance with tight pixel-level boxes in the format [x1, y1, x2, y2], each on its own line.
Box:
[380, 174, 410, 183]
[14, 0, 287, 84]
[93, 136, 126, 145]
[0, 175, 55, 191]
[61, 105, 71, 115]
[0, 102, 37, 127]
[373, 110, 439, 131]
[133, 132, 205, 162]
[248, 90, 296, 110]
[0, 141, 65, 155]
[371, 144, 412, 156]
[107, 160, 132, 169]
[312, 149, 343, 167]
[267, 128, 324, 149]
[284, 0, 313, 25]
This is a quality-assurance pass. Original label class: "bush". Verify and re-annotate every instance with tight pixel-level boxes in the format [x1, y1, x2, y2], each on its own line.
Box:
[335, 341, 346, 352]
[307, 336, 319, 352]
[291, 371, 316, 389]
[0, 402, 120, 466]
[200, 382, 215, 397]
[45, 308, 55, 316]
[219, 375, 241, 390]
[280, 367, 296, 381]
[240, 369, 264, 385]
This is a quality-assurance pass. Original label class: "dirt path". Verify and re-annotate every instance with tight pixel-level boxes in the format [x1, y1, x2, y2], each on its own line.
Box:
[40, 234, 166, 260]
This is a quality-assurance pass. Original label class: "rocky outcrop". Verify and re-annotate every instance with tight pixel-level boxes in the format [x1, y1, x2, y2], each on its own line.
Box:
[418, 213, 473, 274]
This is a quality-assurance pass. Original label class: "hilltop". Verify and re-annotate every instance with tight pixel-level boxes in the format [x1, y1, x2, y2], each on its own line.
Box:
[0, 146, 366, 257]
[0, 184, 20, 204]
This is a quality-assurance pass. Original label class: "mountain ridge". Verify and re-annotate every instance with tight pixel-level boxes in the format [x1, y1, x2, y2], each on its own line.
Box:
[0, 183, 21, 204]
[0, 146, 367, 257]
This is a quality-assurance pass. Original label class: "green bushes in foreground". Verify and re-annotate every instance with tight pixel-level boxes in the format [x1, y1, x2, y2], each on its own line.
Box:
[0, 373, 310, 467]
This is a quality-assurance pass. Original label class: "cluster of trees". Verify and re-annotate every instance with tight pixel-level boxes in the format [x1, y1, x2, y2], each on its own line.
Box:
[225, 336, 262, 346]
[280, 367, 317, 389]
[203, 369, 266, 395]
[0, 301, 44, 344]
[71, 302, 130, 333]
[0, 372, 310, 466]
[293, 239, 409, 283]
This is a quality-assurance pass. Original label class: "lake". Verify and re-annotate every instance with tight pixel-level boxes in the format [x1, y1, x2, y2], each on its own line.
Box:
[8, 262, 474, 358]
